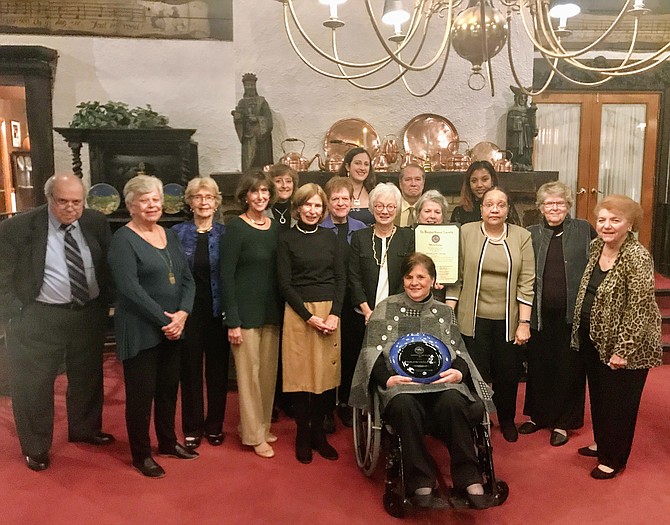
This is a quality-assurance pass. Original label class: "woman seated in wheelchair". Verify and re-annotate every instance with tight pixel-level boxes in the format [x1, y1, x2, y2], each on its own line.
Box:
[350, 252, 497, 510]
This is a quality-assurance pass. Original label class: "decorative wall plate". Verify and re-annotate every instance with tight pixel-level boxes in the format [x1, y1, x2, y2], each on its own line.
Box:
[403, 114, 458, 168]
[163, 183, 185, 214]
[87, 183, 120, 215]
[324, 118, 380, 159]
[469, 141, 501, 165]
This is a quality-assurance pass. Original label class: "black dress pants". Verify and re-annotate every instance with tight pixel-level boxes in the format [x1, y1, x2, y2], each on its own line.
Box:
[7, 301, 106, 457]
[123, 340, 180, 462]
[337, 305, 366, 406]
[524, 309, 585, 429]
[579, 325, 648, 470]
[180, 313, 229, 437]
[383, 391, 483, 494]
[462, 318, 523, 423]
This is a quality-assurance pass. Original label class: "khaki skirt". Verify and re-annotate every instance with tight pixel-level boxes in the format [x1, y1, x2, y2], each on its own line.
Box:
[282, 301, 341, 394]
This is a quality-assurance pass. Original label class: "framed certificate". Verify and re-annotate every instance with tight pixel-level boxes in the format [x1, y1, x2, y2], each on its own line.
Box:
[415, 224, 460, 284]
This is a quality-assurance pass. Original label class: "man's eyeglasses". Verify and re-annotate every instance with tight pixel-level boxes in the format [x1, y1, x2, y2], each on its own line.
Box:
[51, 196, 83, 208]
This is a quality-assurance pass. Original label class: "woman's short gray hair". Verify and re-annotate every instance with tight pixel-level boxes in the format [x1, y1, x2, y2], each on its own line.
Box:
[368, 182, 402, 212]
[123, 175, 164, 208]
[536, 181, 573, 209]
[415, 190, 449, 224]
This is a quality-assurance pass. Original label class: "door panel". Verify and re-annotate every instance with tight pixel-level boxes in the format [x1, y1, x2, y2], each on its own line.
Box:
[534, 92, 660, 248]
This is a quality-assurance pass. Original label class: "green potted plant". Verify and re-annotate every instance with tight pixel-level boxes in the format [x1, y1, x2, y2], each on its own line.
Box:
[68, 101, 170, 129]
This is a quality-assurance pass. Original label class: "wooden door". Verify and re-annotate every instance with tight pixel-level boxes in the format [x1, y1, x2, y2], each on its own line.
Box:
[534, 92, 660, 248]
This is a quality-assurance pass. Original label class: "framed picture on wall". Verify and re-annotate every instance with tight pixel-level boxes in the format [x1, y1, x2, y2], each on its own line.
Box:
[10, 121, 21, 148]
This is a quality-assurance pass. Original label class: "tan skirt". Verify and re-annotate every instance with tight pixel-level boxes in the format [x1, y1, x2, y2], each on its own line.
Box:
[282, 301, 341, 394]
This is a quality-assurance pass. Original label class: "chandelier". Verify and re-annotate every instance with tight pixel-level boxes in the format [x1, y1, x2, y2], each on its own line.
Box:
[276, 0, 670, 97]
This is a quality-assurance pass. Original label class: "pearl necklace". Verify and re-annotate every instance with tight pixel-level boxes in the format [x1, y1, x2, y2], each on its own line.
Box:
[482, 223, 507, 243]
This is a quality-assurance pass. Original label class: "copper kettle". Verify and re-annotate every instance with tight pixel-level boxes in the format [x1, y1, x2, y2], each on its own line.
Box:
[494, 150, 513, 172]
[315, 152, 344, 173]
[444, 140, 472, 171]
[278, 138, 317, 171]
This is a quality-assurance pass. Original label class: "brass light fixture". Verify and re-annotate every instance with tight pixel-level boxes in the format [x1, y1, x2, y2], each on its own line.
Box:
[277, 0, 670, 97]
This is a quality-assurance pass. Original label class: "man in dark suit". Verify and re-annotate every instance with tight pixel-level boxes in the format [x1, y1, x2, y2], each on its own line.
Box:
[0, 174, 115, 471]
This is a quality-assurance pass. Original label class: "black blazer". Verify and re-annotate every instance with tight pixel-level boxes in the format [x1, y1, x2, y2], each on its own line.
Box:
[0, 205, 112, 321]
[348, 226, 415, 309]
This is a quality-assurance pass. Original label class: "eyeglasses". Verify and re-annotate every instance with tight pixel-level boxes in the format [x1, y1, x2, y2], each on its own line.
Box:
[51, 196, 83, 209]
[191, 194, 216, 202]
[482, 202, 508, 210]
[373, 203, 397, 212]
[542, 201, 567, 209]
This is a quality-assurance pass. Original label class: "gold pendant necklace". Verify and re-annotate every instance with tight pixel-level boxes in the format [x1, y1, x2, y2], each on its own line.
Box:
[155, 247, 176, 285]
[372, 226, 396, 266]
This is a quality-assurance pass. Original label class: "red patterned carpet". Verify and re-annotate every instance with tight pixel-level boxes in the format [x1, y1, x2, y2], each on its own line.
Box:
[1, 355, 669, 525]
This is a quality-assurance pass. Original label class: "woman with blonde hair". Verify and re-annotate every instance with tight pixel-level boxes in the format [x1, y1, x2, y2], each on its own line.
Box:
[277, 183, 346, 463]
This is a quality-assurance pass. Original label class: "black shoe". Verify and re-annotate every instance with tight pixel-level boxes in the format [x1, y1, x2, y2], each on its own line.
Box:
[312, 437, 339, 460]
[500, 422, 518, 443]
[70, 431, 115, 446]
[25, 453, 49, 472]
[132, 457, 165, 478]
[590, 465, 623, 480]
[550, 430, 569, 447]
[518, 421, 542, 435]
[466, 492, 496, 510]
[410, 492, 450, 509]
[323, 412, 336, 434]
[578, 445, 598, 457]
[205, 433, 225, 446]
[158, 443, 199, 460]
[184, 435, 202, 449]
[337, 404, 353, 428]
[296, 432, 313, 464]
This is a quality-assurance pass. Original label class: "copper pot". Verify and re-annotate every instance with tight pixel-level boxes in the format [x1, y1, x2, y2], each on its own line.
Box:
[278, 138, 317, 171]
[315, 152, 344, 173]
[494, 151, 513, 172]
[444, 140, 472, 171]
[372, 153, 390, 172]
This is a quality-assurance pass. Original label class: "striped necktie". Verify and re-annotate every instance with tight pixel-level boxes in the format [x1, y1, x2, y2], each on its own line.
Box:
[61, 224, 90, 305]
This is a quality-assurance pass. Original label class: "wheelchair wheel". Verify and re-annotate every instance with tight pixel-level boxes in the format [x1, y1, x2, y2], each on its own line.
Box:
[353, 392, 382, 476]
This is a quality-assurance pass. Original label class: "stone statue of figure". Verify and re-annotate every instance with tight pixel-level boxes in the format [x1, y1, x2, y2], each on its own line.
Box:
[232, 73, 274, 171]
[506, 85, 538, 172]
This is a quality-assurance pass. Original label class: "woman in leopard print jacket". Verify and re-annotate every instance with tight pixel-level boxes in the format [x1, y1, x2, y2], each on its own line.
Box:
[571, 195, 662, 480]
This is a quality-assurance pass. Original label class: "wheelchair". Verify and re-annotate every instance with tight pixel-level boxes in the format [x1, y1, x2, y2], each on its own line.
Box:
[353, 388, 509, 518]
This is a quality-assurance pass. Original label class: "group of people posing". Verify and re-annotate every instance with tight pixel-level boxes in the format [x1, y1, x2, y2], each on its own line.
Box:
[0, 151, 662, 506]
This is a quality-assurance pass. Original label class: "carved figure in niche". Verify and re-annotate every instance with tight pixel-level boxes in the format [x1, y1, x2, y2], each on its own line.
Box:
[232, 73, 274, 171]
[506, 86, 538, 171]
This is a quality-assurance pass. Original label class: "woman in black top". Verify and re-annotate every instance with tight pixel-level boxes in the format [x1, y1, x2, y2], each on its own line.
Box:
[450, 161, 520, 225]
[266, 163, 297, 232]
[277, 183, 346, 464]
[520, 182, 595, 447]
[171, 177, 228, 450]
[337, 147, 377, 225]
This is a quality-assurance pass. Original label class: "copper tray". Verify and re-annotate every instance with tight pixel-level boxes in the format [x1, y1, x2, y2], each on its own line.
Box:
[403, 114, 458, 168]
[324, 118, 380, 158]
[469, 141, 501, 165]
